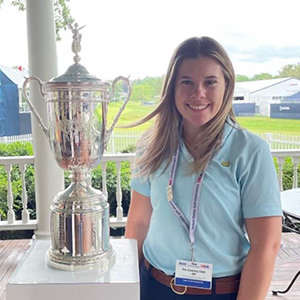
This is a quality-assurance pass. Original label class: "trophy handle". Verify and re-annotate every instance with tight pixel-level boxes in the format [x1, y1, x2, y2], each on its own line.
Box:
[22, 76, 49, 139]
[105, 76, 132, 146]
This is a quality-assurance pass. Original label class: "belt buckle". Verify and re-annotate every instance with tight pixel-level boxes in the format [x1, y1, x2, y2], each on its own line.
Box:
[170, 278, 187, 295]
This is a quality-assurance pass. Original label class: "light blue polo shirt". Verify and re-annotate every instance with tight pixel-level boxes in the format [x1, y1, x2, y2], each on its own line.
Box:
[130, 121, 282, 277]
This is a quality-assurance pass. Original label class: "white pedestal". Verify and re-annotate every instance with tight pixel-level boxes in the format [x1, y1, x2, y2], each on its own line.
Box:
[6, 239, 139, 300]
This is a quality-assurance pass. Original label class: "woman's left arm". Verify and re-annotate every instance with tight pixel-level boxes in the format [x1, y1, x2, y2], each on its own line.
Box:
[237, 216, 282, 300]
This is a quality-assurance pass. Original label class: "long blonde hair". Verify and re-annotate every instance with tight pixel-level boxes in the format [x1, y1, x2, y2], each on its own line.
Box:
[132, 36, 236, 176]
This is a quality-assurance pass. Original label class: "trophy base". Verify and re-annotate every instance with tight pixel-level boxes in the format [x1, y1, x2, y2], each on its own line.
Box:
[46, 246, 116, 271]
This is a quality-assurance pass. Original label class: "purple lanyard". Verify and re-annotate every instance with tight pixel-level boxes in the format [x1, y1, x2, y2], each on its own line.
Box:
[166, 147, 205, 261]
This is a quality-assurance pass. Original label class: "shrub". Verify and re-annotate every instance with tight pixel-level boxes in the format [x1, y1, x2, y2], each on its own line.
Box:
[0, 142, 33, 156]
[273, 157, 300, 190]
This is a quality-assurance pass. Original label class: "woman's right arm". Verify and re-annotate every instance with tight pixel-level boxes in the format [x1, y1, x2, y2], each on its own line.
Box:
[125, 190, 152, 263]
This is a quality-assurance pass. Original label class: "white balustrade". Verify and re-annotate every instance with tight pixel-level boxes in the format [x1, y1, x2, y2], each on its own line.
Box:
[0, 151, 298, 232]
[102, 154, 135, 228]
[271, 149, 300, 191]
[4, 164, 15, 224]
[0, 154, 135, 231]
[20, 163, 30, 223]
[0, 156, 36, 230]
[115, 161, 123, 222]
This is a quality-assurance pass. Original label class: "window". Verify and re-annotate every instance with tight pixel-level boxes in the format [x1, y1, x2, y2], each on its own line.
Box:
[234, 96, 244, 101]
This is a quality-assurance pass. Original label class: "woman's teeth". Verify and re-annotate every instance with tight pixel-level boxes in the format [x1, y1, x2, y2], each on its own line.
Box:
[188, 104, 208, 110]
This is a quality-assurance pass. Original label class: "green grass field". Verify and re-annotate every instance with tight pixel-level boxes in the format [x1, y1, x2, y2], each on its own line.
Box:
[236, 117, 300, 135]
[106, 102, 155, 131]
[106, 102, 300, 135]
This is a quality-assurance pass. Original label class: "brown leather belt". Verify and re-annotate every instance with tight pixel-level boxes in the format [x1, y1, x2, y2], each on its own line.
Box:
[144, 259, 240, 295]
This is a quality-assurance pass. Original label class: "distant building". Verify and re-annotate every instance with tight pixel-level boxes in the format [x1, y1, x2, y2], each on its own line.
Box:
[271, 90, 300, 119]
[0, 65, 31, 136]
[234, 77, 300, 116]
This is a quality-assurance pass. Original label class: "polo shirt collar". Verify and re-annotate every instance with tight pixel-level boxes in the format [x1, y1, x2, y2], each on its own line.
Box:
[180, 118, 237, 162]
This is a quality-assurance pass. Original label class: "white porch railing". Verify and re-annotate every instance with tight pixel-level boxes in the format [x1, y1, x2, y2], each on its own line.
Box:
[272, 149, 300, 191]
[0, 153, 135, 232]
[0, 150, 299, 232]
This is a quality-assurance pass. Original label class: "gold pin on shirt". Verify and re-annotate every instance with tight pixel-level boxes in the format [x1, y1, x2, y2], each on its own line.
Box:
[221, 161, 231, 167]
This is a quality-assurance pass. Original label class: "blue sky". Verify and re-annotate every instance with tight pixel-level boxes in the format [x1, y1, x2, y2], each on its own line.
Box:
[0, 0, 299, 79]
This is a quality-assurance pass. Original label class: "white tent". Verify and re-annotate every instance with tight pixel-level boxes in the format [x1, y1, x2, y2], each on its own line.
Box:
[234, 77, 300, 116]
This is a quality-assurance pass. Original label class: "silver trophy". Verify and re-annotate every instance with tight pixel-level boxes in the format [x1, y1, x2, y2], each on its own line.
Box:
[23, 23, 131, 270]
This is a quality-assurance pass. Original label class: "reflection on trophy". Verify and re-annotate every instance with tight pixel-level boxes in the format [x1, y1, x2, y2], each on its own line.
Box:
[23, 24, 131, 270]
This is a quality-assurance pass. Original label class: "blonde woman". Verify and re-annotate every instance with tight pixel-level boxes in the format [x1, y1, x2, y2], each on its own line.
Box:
[125, 37, 282, 300]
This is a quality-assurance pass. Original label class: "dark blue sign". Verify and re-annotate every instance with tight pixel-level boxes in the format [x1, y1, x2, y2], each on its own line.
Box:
[233, 103, 255, 116]
[271, 103, 300, 119]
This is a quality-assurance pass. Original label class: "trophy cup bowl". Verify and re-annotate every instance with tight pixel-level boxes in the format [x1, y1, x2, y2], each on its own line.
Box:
[22, 24, 131, 271]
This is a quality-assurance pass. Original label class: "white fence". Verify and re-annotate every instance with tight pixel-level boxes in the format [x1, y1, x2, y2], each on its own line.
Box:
[0, 131, 144, 153]
[106, 131, 144, 153]
[0, 134, 32, 144]
[1, 131, 300, 151]
[257, 133, 300, 149]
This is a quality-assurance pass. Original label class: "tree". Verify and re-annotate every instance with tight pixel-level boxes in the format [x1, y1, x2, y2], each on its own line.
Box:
[251, 73, 274, 81]
[0, 0, 74, 41]
[130, 83, 153, 103]
[235, 74, 250, 82]
[279, 63, 300, 79]
[130, 76, 163, 103]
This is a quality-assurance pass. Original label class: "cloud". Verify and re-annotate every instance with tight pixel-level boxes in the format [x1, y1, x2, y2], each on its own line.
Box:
[227, 45, 300, 63]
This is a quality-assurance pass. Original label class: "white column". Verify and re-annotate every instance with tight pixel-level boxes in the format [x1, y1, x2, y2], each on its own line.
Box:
[26, 0, 64, 239]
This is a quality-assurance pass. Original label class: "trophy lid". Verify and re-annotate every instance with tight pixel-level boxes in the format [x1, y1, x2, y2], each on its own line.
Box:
[46, 23, 109, 88]
[48, 63, 109, 87]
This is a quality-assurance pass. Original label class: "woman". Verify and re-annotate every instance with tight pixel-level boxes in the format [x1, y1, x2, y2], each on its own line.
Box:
[125, 36, 282, 300]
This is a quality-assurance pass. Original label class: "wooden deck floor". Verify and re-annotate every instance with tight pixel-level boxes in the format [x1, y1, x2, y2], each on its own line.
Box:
[267, 233, 300, 299]
[1, 233, 300, 299]
[0, 239, 31, 300]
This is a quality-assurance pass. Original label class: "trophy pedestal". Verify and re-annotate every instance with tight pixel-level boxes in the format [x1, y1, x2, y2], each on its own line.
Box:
[6, 239, 139, 300]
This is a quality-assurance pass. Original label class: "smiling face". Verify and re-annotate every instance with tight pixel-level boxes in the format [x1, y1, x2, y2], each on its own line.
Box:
[175, 56, 226, 139]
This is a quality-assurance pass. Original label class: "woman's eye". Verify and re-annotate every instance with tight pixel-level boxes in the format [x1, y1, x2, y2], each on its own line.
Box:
[206, 80, 217, 86]
[181, 80, 193, 85]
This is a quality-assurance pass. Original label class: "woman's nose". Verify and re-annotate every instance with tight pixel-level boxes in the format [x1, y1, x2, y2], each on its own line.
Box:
[192, 83, 206, 99]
